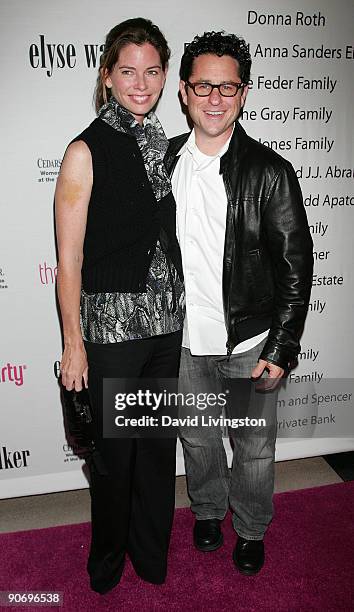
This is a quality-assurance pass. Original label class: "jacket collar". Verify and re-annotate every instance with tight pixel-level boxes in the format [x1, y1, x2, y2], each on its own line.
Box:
[166, 131, 189, 156]
[219, 120, 249, 175]
[166, 121, 249, 175]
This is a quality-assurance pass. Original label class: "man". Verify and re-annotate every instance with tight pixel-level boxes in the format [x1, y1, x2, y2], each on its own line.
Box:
[165, 31, 313, 575]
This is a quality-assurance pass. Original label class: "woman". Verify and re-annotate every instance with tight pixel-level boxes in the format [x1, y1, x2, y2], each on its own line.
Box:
[55, 18, 184, 594]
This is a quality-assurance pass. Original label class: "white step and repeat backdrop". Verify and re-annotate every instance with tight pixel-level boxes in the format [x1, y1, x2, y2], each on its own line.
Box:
[1, 0, 353, 498]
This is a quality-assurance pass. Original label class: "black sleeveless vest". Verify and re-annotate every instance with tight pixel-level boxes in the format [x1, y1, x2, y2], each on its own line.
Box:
[72, 118, 183, 293]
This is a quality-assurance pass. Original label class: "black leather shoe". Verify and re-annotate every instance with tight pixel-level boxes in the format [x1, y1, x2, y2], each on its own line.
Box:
[193, 519, 223, 552]
[232, 537, 264, 575]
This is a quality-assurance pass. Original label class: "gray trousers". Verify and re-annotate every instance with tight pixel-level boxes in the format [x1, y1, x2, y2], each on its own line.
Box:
[179, 339, 278, 540]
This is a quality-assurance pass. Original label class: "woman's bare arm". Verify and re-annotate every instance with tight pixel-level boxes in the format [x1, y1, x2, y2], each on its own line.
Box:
[55, 140, 92, 391]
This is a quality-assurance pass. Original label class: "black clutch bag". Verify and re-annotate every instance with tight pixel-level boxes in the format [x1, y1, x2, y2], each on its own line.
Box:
[62, 387, 108, 475]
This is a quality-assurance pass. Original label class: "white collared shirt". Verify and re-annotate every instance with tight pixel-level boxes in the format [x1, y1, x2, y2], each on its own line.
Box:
[172, 129, 268, 355]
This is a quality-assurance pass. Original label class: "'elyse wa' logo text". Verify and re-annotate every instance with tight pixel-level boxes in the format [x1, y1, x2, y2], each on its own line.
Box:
[0, 363, 27, 386]
[28, 34, 105, 77]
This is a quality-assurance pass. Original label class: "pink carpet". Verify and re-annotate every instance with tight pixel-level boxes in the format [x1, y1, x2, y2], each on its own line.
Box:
[1, 482, 353, 611]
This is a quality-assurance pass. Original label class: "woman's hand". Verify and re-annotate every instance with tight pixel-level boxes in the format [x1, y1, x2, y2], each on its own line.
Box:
[60, 342, 88, 392]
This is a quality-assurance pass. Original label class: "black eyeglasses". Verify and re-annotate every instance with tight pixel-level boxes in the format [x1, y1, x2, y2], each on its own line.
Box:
[186, 81, 244, 97]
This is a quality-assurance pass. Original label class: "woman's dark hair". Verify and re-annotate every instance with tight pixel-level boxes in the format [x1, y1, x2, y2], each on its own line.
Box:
[180, 31, 251, 84]
[94, 17, 170, 113]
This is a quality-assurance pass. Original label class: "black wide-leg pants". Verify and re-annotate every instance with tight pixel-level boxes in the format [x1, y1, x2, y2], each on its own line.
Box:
[84, 331, 182, 593]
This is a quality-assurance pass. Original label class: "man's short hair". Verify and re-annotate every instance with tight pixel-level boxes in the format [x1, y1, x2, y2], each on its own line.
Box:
[179, 31, 252, 84]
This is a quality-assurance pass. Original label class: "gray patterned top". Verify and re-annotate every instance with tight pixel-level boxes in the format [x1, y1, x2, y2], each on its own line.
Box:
[81, 242, 184, 343]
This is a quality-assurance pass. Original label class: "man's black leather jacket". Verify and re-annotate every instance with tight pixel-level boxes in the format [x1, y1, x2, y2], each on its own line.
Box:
[165, 121, 313, 370]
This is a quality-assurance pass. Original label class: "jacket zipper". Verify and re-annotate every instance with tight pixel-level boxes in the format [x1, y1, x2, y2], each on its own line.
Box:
[223, 171, 237, 360]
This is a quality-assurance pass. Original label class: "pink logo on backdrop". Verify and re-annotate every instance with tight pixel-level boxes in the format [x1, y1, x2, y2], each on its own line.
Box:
[0, 363, 27, 386]
[39, 262, 57, 284]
